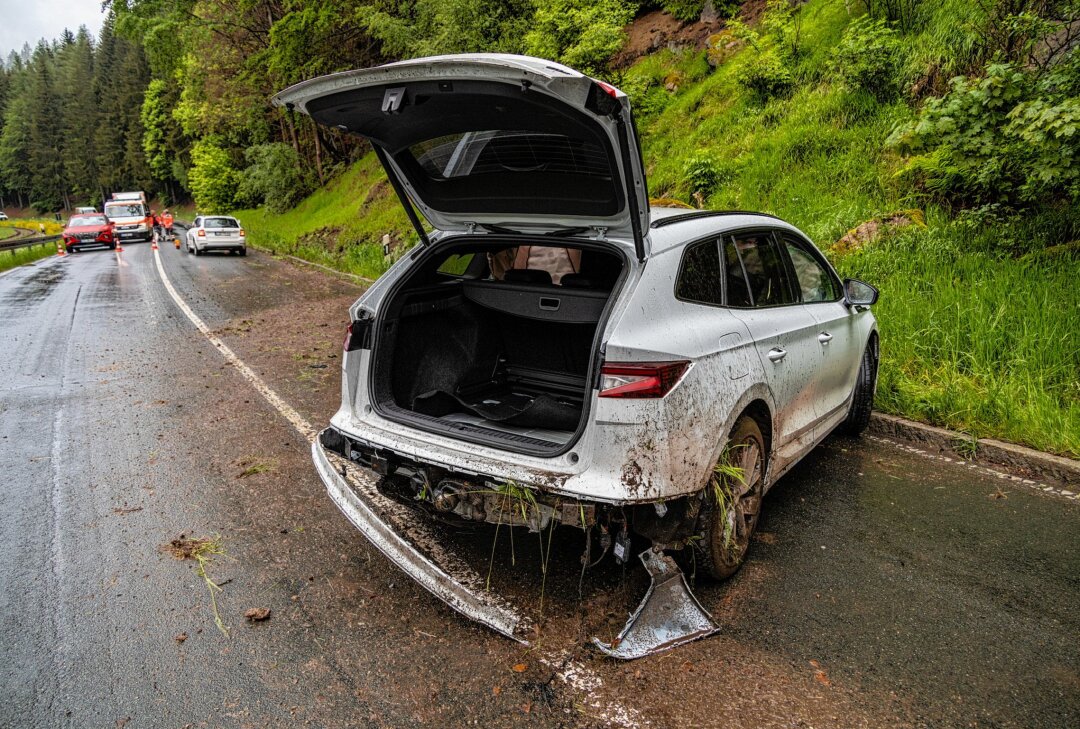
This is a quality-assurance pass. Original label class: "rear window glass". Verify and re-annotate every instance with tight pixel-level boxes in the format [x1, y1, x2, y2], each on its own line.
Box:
[675, 239, 723, 305]
[204, 218, 238, 229]
[69, 216, 107, 226]
[437, 253, 475, 276]
[411, 131, 611, 180]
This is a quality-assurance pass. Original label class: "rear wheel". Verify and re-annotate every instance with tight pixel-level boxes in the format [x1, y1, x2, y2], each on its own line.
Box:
[109, 242, 116, 250]
[239, 247, 247, 256]
[694, 416, 765, 580]
[194, 245, 201, 256]
[839, 342, 877, 436]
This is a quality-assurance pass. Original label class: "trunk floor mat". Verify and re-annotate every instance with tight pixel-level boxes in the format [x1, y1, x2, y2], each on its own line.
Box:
[413, 388, 580, 431]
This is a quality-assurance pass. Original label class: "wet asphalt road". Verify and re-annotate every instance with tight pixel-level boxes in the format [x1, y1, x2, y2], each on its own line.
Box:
[0, 240, 1077, 728]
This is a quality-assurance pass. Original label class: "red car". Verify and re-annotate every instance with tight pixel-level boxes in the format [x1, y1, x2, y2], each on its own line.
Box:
[63, 214, 116, 252]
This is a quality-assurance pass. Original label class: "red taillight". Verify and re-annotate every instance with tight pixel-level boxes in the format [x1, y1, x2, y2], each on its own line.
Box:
[596, 80, 619, 98]
[238, 229, 245, 237]
[197, 229, 205, 237]
[598, 361, 691, 399]
[343, 323, 352, 351]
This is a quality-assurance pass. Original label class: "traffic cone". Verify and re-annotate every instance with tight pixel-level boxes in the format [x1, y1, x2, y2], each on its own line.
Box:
[151, 236, 159, 251]
[174, 237, 181, 249]
[57, 241, 66, 257]
[115, 240, 124, 252]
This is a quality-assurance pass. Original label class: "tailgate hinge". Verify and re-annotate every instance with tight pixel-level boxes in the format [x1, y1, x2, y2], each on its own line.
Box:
[591, 226, 608, 241]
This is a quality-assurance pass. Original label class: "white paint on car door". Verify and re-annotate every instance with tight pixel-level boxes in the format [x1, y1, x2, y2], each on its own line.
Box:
[721, 232, 821, 464]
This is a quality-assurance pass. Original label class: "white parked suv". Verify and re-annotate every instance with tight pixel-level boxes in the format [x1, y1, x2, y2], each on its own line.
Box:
[276, 54, 879, 650]
[186, 215, 246, 255]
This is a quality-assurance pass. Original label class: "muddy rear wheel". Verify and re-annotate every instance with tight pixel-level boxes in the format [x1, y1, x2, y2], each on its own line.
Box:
[695, 416, 765, 581]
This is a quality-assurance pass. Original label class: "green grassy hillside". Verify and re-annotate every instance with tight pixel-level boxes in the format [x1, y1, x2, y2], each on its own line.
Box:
[231, 0, 1079, 457]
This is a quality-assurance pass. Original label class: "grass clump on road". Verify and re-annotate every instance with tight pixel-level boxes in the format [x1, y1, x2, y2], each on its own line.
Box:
[166, 535, 230, 636]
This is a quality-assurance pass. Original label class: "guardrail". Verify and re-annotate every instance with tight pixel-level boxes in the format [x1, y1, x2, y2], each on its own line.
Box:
[0, 234, 62, 254]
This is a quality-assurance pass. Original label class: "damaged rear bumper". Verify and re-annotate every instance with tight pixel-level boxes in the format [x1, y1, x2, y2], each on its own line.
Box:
[311, 429, 531, 643]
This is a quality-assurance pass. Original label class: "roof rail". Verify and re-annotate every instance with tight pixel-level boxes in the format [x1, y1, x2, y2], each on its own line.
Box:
[650, 210, 784, 229]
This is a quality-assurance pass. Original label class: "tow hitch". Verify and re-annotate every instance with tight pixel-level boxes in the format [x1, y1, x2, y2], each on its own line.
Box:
[592, 548, 720, 659]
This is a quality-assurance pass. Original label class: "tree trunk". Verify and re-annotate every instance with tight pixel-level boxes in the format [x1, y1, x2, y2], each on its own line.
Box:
[312, 121, 325, 185]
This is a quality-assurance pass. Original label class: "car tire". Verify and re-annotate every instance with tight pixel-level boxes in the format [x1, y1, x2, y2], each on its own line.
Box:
[694, 416, 766, 581]
[110, 242, 117, 250]
[239, 247, 247, 256]
[839, 341, 877, 436]
[194, 245, 201, 256]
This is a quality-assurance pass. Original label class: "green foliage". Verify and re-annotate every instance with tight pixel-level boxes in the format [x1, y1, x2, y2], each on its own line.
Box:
[888, 61, 1080, 207]
[832, 213, 1080, 457]
[683, 153, 728, 195]
[231, 153, 411, 281]
[762, 0, 805, 62]
[236, 143, 311, 213]
[0, 240, 59, 274]
[188, 139, 240, 213]
[738, 50, 794, 100]
[141, 79, 172, 181]
[661, 1, 706, 22]
[525, 0, 634, 75]
[831, 16, 904, 99]
[862, 0, 925, 32]
[357, 0, 533, 58]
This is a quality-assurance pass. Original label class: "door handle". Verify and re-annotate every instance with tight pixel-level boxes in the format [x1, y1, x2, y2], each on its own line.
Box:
[766, 347, 787, 362]
[818, 332, 833, 344]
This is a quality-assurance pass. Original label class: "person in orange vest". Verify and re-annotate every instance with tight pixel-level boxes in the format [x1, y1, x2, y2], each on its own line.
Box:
[162, 209, 174, 236]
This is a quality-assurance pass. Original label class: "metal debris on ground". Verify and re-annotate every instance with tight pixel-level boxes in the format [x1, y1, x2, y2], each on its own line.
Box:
[593, 548, 720, 660]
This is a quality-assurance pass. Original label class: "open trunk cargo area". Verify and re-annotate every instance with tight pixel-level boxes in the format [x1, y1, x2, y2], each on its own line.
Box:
[369, 241, 625, 456]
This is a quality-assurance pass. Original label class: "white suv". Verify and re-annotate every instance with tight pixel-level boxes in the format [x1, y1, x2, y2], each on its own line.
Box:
[277, 55, 879, 651]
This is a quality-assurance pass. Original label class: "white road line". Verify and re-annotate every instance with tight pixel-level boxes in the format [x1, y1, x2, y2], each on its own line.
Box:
[866, 434, 1077, 501]
[152, 246, 645, 728]
[152, 247, 316, 442]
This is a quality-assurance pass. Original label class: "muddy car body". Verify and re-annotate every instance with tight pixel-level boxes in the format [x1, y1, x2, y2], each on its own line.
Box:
[277, 54, 879, 651]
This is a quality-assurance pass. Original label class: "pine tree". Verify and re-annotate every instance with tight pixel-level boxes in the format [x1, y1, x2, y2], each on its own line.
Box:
[27, 42, 68, 211]
[58, 27, 99, 205]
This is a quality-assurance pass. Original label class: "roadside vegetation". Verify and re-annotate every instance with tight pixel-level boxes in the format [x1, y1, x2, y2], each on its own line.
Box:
[0, 0, 1076, 455]
[0, 218, 65, 273]
[0, 241, 58, 273]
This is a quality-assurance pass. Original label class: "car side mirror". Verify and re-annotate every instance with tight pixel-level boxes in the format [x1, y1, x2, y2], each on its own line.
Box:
[844, 278, 878, 309]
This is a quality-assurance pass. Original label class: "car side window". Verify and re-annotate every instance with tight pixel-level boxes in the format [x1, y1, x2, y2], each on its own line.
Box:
[781, 234, 839, 303]
[721, 237, 753, 307]
[675, 239, 723, 306]
[725, 232, 795, 307]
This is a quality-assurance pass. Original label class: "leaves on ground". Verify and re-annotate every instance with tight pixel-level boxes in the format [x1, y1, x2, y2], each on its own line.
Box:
[244, 607, 271, 622]
[236, 459, 274, 479]
[511, 663, 528, 673]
